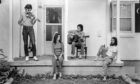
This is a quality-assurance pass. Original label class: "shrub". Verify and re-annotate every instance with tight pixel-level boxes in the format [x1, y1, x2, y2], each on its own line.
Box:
[0, 60, 11, 83]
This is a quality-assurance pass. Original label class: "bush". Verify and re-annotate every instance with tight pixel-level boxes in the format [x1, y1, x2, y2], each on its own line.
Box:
[0, 59, 20, 84]
[0, 60, 11, 83]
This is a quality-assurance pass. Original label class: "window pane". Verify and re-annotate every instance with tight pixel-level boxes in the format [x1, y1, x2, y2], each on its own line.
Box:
[120, 18, 131, 31]
[112, 4, 117, 18]
[46, 25, 62, 41]
[112, 18, 116, 31]
[120, 2, 131, 18]
[112, 1, 132, 18]
[46, 7, 62, 23]
[112, 18, 131, 32]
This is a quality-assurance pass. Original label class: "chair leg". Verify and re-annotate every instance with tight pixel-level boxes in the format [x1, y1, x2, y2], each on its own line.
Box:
[85, 47, 87, 59]
[76, 48, 79, 58]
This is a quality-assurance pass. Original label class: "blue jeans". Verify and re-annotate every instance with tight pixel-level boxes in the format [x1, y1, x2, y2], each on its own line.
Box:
[52, 55, 64, 74]
[97, 45, 113, 76]
[71, 42, 84, 55]
[22, 26, 36, 56]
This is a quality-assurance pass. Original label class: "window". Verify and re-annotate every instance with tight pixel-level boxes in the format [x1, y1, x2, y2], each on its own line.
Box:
[111, 1, 135, 37]
[45, 7, 63, 41]
[44, 6, 64, 55]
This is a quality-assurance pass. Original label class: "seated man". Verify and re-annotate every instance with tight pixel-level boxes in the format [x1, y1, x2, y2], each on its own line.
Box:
[68, 24, 85, 58]
[97, 37, 118, 80]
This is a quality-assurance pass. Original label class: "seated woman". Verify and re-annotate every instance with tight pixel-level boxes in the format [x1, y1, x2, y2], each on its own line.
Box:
[97, 37, 118, 80]
[68, 24, 85, 58]
[52, 32, 64, 80]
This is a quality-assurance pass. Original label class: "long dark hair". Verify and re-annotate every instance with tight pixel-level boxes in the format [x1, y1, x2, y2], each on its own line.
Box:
[110, 37, 117, 46]
[53, 33, 61, 44]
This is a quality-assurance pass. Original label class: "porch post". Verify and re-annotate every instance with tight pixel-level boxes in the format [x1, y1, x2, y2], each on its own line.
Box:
[64, 0, 68, 61]
[116, 0, 123, 63]
[8, 0, 13, 62]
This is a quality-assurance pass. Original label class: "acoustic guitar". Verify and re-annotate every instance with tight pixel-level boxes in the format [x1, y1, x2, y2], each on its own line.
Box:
[67, 32, 84, 44]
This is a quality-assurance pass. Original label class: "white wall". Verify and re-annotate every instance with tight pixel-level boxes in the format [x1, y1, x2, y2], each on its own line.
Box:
[67, 0, 107, 56]
[0, 0, 9, 57]
[12, 0, 21, 58]
[120, 34, 140, 60]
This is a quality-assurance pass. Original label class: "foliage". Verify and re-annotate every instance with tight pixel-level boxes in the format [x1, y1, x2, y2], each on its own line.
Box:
[12, 73, 128, 84]
[0, 60, 11, 84]
[11, 72, 128, 84]
[0, 49, 7, 59]
[0, 59, 21, 84]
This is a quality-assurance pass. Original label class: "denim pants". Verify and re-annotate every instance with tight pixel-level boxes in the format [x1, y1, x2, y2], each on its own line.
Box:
[22, 26, 36, 56]
[71, 42, 84, 55]
[103, 57, 113, 76]
[97, 45, 113, 76]
[52, 55, 64, 74]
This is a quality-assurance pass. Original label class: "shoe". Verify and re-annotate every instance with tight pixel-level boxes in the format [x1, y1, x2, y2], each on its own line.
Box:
[79, 55, 82, 59]
[70, 56, 74, 59]
[33, 56, 39, 61]
[25, 56, 29, 61]
[103, 76, 107, 81]
[59, 72, 62, 78]
[53, 74, 56, 80]
[70, 55, 75, 59]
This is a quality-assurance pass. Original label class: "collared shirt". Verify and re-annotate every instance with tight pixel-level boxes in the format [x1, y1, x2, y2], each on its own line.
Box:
[18, 12, 35, 26]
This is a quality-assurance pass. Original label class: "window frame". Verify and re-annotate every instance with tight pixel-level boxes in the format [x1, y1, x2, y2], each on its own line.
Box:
[111, 1, 135, 38]
[43, 5, 64, 55]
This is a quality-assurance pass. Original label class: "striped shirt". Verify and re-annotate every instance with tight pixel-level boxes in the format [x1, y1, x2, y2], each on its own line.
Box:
[52, 42, 64, 57]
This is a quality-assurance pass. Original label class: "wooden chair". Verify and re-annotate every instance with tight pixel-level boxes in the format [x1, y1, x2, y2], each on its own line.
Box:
[76, 35, 89, 59]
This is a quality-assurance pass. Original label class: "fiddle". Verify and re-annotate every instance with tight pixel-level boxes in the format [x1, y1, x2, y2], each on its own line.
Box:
[26, 12, 40, 22]
[26, 12, 35, 19]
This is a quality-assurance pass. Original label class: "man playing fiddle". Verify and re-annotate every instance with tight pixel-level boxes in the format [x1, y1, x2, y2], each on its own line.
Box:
[18, 4, 40, 61]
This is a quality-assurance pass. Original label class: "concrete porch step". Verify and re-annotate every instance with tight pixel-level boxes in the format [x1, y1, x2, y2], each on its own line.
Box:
[10, 56, 135, 76]
[12, 56, 123, 66]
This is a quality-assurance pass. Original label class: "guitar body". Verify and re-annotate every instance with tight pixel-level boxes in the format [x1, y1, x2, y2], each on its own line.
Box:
[67, 33, 81, 44]
[67, 33, 74, 44]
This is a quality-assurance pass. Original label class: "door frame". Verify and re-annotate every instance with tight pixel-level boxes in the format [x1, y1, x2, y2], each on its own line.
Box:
[43, 5, 64, 55]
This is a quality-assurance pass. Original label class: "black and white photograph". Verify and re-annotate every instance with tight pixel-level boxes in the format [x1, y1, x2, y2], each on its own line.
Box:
[0, 0, 140, 84]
